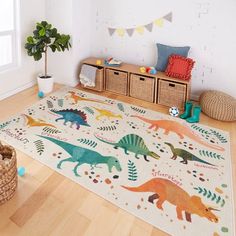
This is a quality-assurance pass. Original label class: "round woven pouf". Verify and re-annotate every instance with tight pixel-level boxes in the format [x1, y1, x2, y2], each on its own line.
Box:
[0, 142, 17, 205]
[200, 90, 236, 121]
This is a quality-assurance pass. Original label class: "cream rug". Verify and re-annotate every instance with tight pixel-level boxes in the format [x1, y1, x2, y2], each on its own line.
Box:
[0, 87, 234, 236]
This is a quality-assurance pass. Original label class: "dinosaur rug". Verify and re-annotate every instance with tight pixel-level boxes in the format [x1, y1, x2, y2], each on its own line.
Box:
[0, 87, 234, 236]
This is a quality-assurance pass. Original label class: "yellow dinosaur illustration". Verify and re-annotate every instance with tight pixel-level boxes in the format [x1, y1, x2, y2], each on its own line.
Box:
[23, 114, 56, 128]
[66, 91, 107, 105]
[92, 107, 122, 120]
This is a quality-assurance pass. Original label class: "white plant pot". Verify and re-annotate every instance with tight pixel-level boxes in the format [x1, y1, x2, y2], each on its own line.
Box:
[37, 75, 54, 94]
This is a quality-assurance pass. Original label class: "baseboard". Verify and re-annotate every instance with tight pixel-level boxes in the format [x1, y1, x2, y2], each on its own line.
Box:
[0, 80, 36, 101]
[190, 94, 200, 102]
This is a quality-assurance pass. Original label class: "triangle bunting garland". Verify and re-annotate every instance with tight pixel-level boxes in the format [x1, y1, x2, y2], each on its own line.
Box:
[145, 23, 154, 32]
[126, 28, 135, 37]
[108, 28, 116, 36]
[163, 12, 173, 22]
[108, 12, 173, 37]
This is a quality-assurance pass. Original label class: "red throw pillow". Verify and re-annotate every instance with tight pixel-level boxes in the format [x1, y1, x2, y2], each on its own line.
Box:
[165, 54, 195, 81]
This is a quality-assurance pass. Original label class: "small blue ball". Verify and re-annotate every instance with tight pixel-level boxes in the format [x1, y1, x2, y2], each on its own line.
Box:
[18, 167, 25, 176]
[38, 91, 44, 98]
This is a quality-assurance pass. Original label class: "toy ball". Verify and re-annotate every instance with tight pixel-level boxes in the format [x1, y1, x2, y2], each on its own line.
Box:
[140, 67, 146, 73]
[17, 166, 26, 177]
[146, 67, 152, 73]
[38, 91, 44, 98]
[169, 107, 180, 117]
[96, 59, 102, 65]
[150, 68, 157, 75]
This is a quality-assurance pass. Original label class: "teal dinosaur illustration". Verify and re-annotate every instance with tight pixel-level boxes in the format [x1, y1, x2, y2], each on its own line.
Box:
[51, 109, 90, 130]
[95, 134, 160, 162]
[164, 142, 215, 166]
[38, 135, 122, 176]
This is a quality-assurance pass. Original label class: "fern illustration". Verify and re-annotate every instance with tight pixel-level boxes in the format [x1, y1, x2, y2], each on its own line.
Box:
[191, 124, 210, 135]
[83, 107, 94, 115]
[34, 140, 45, 155]
[58, 99, 64, 107]
[210, 130, 228, 144]
[0, 121, 11, 130]
[128, 160, 138, 181]
[199, 150, 224, 160]
[117, 103, 125, 112]
[78, 139, 97, 148]
[47, 100, 54, 109]
[194, 187, 226, 207]
[42, 127, 61, 134]
[97, 126, 117, 131]
[131, 106, 146, 114]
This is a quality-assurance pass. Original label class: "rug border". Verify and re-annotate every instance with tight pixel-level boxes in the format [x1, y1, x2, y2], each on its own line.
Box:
[0, 85, 235, 236]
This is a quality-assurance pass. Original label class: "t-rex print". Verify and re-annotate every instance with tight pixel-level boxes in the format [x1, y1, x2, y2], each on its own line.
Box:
[92, 107, 122, 120]
[131, 116, 224, 152]
[95, 133, 160, 162]
[66, 91, 107, 105]
[165, 142, 215, 166]
[23, 114, 56, 128]
[51, 109, 90, 130]
[122, 178, 219, 223]
[38, 135, 122, 177]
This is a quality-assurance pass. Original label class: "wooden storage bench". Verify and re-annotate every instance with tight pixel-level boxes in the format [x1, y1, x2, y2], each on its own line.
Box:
[130, 74, 155, 102]
[80, 58, 191, 109]
[106, 69, 128, 95]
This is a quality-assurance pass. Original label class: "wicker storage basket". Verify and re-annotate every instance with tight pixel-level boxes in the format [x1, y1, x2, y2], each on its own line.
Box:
[130, 74, 155, 102]
[158, 79, 186, 109]
[200, 90, 236, 121]
[105, 69, 128, 95]
[0, 142, 17, 205]
[80, 67, 104, 92]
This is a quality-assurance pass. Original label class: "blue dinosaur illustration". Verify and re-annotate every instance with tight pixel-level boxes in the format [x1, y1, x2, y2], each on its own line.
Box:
[51, 109, 90, 130]
[38, 135, 122, 177]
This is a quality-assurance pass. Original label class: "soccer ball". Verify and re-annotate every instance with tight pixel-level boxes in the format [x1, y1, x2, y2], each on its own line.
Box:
[169, 107, 179, 117]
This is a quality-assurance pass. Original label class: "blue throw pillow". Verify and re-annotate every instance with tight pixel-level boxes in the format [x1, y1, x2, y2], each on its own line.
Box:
[155, 43, 190, 71]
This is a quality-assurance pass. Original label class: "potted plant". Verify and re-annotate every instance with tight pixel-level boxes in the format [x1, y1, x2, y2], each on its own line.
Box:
[25, 21, 71, 93]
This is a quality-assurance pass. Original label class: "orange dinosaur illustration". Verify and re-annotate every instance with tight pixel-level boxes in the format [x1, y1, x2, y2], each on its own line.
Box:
[23, 114, 56, 128]
[122, 178, 219, 223]
[66, 91, 107, 105]
[131, 116, 224, 151]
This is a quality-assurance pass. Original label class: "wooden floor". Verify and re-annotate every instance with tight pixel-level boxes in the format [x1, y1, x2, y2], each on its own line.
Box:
[0, 84, 235, 236]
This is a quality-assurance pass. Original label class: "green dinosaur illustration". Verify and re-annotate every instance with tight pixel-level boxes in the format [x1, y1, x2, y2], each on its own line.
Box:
[95, 134, 160, 162]
[38, 135, 122, 176]
[164, 142, 215, 166]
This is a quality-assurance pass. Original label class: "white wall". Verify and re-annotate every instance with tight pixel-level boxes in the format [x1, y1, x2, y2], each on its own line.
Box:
[90, 0, 236, 99]
[45, 0, 92, 87]
[0, 0, 46, 100]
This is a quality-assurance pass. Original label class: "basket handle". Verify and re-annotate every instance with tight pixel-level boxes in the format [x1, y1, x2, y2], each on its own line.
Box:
[140, 77, 145, 81]
[169, 83, 175, 87]
[114, 71, 119, 75]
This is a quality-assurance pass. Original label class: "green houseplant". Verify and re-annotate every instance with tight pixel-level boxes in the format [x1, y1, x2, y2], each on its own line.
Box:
[25, 21, 71, 93]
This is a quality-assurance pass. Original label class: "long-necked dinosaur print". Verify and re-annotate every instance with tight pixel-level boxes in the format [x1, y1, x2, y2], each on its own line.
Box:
[122, 178, 219, 223]
[95, 133, 160, 162]
[66, 91, 107, 105]
[92, 107, 122, 120]
[131, 116, 224, 152]
[165, 142, 215, 165]
[38, 135, 122, 176]
[23, 114, 56, 128]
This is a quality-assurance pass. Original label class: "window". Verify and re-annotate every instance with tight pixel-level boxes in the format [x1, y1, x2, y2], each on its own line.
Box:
[0, 0, 18, 71]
